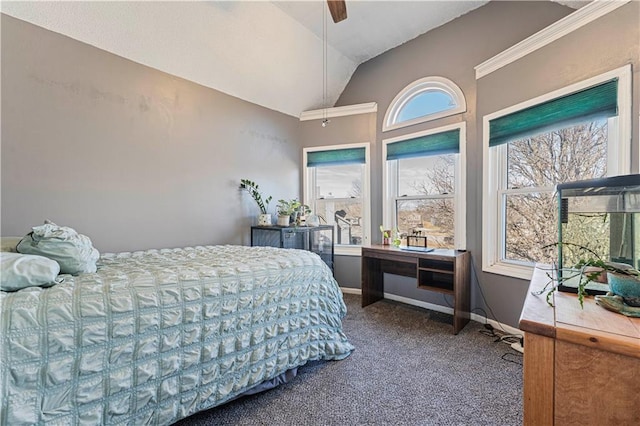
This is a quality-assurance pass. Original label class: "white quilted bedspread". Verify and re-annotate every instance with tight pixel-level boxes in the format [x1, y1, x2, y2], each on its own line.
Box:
[0, 245, 353, 425]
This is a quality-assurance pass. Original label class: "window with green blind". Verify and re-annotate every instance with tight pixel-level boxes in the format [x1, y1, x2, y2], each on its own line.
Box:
[489, 79, 618, 147]
[303, 144, 370, 252]
[482, 66, 631, 281]
[386, 129, 460, 160]
[383, 124, 466, 250]
[306, 147, 366, 167]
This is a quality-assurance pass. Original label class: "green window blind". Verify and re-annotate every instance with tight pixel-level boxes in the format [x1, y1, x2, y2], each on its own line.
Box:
[386, 129, 460, 160]
[489, 79, 618, 147]
[307, 147, 366, 167]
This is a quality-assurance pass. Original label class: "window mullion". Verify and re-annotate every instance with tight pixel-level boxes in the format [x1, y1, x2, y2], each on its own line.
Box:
[502, 186, 555, 195]
[396, 194, 454, 201]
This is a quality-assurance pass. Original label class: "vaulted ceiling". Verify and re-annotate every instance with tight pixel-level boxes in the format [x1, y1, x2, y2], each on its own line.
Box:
[1, 1, 588, 117]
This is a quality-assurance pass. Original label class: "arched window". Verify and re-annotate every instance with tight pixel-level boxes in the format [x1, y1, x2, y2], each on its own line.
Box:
[383, 76, 466, 132]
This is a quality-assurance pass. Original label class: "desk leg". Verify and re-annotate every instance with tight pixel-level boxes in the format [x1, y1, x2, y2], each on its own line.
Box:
[362, 257, 384, 307]
[452, 254, 471, 334]
[453, 284, 470, 334]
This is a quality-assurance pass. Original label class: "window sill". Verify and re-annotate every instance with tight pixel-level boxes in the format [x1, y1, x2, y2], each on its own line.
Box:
[334, 246, 362, 257]
[482, 261, 534, 281]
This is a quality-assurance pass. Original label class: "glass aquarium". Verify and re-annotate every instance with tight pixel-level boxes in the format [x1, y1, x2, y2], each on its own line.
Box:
[557, 174, 640, 294]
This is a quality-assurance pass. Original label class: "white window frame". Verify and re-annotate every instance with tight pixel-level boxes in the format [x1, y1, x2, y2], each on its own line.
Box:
[382, 122, 467, 250]
[383, 76, 467, 132]
[303, 143, 371, 256]
[482, 65, 632, 280]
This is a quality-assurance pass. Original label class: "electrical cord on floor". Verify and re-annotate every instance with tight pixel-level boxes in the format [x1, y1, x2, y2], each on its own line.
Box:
[501, 351, 523, 366]
[442, 294, 497, 338]
[471, 307, 489, 322]
[495, 334, 520, 344]
[470, 260, 502, 327]
[442, 294, 504, 339]
[445, 262, 526, 355]
[470, 259, 522, 338]
[477, 318, 499, 338]
[442, 293, 454, 309]
[475, 320, 524, 364]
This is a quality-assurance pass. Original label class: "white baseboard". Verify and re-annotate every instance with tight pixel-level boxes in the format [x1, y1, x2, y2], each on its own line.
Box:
[340, 287, 362, 295]
[339, 287, 522, 337]
[383, 292, 454, 316]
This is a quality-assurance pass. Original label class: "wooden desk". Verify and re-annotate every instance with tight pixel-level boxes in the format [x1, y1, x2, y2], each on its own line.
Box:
[519, 266, 640, 425]
[361, 245, 470, 334]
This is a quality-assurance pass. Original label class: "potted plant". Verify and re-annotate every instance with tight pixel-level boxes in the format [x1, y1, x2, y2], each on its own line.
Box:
[276, 199, 297, 226]
[276, 199, 310, 226]
[379, 226, 391, 245]
[239, 179, 272, 226]
[536, 242, 640, 310]
[605, 268, 640, 309]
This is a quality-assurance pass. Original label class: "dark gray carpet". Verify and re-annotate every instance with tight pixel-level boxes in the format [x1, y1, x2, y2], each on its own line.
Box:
[175, 294, 523, 425]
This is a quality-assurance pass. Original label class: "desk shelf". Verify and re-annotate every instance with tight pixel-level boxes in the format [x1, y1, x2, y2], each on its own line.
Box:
[362, 245, 470, 334]
[418, 257, 455, 293]
[418, 273, 454, 294]
[418, 258, 454, 273]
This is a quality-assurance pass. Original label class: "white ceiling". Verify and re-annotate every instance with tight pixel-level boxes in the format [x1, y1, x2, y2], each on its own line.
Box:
[272, 1, 489, 64]
[1, 1, 587, 118]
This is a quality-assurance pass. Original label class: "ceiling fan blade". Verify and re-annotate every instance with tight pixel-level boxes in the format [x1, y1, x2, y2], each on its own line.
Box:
[327, 0, 347, 23]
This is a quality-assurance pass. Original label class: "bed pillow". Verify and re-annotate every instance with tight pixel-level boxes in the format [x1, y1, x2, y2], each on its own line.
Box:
[17, 222, 99, 274]
[0, 237, 22, 253]
[0, 252, 61, 292]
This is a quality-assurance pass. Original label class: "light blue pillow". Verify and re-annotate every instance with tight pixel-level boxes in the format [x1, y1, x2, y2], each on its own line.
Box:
[17, 222, 99, 275]
[0, 252, 61, 292]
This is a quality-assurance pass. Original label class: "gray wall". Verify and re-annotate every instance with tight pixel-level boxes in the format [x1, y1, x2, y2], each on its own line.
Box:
[299, 113, 377, 288]
[328, 1, 624, 327]
[1, 15, 301, 253]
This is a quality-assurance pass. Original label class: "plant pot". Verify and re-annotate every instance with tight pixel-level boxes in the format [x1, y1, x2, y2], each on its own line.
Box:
[277, 215, 290, 226]
[258, 214, 272, 226]
[382, 230, 391, 245]
[607, 272, 640, 307]
[307, 215, 320, 227]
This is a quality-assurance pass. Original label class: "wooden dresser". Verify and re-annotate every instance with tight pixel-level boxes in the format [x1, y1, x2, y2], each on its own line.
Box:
[519, 266, 640, 425]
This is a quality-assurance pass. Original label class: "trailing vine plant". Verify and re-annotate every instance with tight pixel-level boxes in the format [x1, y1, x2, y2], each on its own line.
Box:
[534, 242, 639, 308]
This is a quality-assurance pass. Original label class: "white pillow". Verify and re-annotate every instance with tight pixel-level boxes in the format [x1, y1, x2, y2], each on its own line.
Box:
[0, 252, 61, 292]
[0, 237, 22, 253]
[16, 222, 99, 275]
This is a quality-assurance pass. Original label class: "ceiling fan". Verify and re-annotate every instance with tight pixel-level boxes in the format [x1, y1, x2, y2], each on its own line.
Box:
[327, 0, 347, 23]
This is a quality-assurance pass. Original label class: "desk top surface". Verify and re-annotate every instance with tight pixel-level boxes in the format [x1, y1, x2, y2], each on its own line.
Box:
[251, 225, 333, 230]
[362, 244, 465, 259]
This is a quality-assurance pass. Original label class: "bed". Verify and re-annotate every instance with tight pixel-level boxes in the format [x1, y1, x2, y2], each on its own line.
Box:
[0, 244, 354, 425]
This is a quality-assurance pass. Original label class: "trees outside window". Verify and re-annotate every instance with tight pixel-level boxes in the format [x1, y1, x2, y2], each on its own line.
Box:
[394, 155, 455, 249]
[383, 123, 466, 250]
[503, 120, 608, 264]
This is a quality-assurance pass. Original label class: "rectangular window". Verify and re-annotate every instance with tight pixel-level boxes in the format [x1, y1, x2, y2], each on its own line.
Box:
[483, 66, 632, 280]
[304, 144, 370, 255]
[383, 123, 466, 250]
[503, 121, 608, 265]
